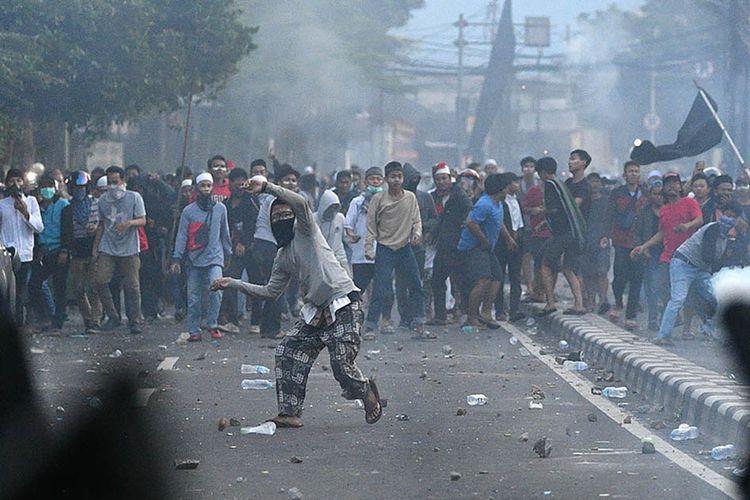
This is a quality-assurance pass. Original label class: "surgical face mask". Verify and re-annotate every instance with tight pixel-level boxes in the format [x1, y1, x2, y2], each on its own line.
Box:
[40, 187, 56, 200]
[110, 184, 126, 200]
[366, 185, 383, 194]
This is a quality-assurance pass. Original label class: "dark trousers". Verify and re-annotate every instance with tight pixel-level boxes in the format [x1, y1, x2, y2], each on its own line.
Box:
[612, 246, 643, 320]
[219, 252, 263, 326]
[396, 245, 425, 327]
[495, 240, 522, 316]
[29, 248, 69, 328]
[254, 240, 282, 336]
[275, 301, 367, 417]
[432, 248, 458, 321]
[352, 263, 392, 320]
[139, 248, 162, 319]
[13, 262, 32, 326]
[365, 245, 425, 330]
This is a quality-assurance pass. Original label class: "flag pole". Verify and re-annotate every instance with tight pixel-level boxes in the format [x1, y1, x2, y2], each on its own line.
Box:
[693, 80, 747, 177]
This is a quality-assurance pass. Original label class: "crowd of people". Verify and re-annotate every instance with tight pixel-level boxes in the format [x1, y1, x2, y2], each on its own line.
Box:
[1, 150, 748, 424]
[0, 152, 746, 346]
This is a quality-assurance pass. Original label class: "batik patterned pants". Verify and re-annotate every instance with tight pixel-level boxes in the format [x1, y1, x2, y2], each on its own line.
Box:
[275, 300, 368, 417]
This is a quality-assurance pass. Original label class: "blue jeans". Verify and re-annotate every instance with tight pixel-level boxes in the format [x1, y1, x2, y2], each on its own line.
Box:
[366, 245, 425, 330]
[187, 265, 223, 335]
[641, 254, 661, 326]
[657, 258, 714, 339]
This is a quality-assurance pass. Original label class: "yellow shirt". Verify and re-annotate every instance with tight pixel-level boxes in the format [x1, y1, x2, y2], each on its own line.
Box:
[365, 189, 421, 255]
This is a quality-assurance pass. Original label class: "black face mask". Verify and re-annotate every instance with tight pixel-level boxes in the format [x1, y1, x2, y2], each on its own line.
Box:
[5, 184, 20, 198]
[272, 218, 295, 248]
[196, 191, 214, 211]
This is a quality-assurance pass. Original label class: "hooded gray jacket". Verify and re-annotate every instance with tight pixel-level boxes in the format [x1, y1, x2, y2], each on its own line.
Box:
[228, 183, 357, 308]
[315, 189, 349, 272]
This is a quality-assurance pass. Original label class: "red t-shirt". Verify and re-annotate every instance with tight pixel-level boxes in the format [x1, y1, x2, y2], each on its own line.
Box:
[189, 179, 231, 204]
[658, 196, 702, 263]
[523, 185, 552, 239]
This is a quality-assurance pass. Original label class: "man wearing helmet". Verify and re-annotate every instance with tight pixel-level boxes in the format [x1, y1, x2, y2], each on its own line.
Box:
[61, 171, 102, 334]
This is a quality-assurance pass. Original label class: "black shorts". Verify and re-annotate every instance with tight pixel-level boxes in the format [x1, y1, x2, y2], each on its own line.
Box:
[541, 233, 578, 271]
[460, 247, 501, 288]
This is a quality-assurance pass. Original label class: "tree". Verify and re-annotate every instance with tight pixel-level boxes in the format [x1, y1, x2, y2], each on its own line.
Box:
[0, 0, 255, 167]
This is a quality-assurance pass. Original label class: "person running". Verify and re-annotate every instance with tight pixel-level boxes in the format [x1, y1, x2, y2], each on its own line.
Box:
[211, 175, 384, 428]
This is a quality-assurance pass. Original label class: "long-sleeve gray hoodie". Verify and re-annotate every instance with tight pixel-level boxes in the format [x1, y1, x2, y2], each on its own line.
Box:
[172, 201, 232, 267]
[228, 183, 357, 308]
[315, 189, 349, 272]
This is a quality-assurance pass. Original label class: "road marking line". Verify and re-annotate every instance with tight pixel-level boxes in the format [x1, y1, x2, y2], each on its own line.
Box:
[134, 388, 156, 407]
[502, 322, 741, 500]
[157, 356, 180, 371]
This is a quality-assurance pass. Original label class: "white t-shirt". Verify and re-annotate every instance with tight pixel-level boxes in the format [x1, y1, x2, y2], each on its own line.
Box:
[344, 194, 376, 265]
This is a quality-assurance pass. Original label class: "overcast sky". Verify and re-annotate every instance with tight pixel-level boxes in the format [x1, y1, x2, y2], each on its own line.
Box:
[397, 0, 645, 64]
[401, 0, 645, 36]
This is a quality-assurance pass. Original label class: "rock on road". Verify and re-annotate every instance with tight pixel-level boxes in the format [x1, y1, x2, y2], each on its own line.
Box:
[26, 319, 733, 499]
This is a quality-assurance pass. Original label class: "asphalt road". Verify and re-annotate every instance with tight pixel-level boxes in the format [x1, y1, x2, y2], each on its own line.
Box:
[23, 315, 739, 499]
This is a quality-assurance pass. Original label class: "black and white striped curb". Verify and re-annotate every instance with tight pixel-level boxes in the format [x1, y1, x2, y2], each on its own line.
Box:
[527, 307, 750, 446]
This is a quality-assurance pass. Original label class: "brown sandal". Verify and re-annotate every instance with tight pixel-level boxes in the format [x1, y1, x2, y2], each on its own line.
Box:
[267, 415, 304, 428]
[364, 379, 384, 424]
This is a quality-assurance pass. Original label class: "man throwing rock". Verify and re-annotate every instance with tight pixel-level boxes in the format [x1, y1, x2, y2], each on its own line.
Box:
[211, 175, 384, 428]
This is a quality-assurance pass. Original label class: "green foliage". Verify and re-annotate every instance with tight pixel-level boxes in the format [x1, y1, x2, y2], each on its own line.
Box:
[0, 0, 255, 132]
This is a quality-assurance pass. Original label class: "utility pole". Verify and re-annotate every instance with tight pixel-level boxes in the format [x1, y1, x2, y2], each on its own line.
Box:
[454, 13, 467, 168]
[649, 70, 656, 143]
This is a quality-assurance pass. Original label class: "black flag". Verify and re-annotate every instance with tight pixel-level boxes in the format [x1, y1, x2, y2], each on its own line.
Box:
[465, 0, 515, 159]
[630, 90, 723, 165]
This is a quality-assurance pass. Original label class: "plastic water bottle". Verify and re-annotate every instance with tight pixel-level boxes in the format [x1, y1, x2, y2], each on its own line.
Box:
[670, 424, 699, 441]
[241, 379, 274, 390]
[240, 421, 276, 435]
[509, 336, 519, 345]
[241, 364, 270, 375]
[711, 444, 736, 460]
[562, 360, 588, 371]
[601, 387, 628, 399]
[525, 317, 536, 327]
[559, 340, 569, 350]
[466, 394, 488, 406]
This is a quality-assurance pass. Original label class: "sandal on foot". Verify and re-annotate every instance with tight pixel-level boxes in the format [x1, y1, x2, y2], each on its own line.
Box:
[268, 415, 304, 428]
[536, 308, 557, 317]
[563, 308, 586, 316]
[364, 379, 384, 424]
[522, 295, 544, 303]
[411, 330, 437, 340]
[478, 316, 501, 329]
